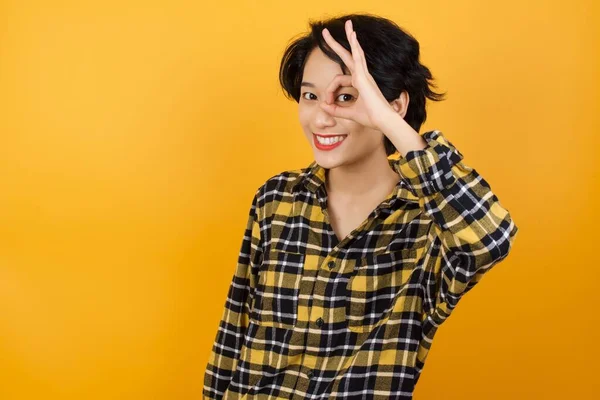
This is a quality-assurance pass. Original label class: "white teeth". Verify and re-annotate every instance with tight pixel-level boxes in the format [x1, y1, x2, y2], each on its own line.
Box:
[316, 135, 346, 145]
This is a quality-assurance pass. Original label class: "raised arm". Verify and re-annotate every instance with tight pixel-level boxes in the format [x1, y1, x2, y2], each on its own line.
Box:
[393, 130, 518, 328]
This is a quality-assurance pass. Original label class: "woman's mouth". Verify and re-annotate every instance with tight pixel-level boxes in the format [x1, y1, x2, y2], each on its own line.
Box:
[313, 133, 347, 151]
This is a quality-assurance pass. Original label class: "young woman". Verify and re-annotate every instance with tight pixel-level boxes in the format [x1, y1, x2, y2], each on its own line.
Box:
[204, 13, 518, 400]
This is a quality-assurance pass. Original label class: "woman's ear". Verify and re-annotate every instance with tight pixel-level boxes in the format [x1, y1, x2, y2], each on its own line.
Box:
[389, 91, 410, 119]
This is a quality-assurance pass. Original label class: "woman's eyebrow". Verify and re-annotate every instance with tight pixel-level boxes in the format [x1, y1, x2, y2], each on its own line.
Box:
[300, 81, 354, 89]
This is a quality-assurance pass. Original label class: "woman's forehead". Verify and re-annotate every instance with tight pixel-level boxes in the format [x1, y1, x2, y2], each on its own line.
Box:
[302, 48, 348, 88]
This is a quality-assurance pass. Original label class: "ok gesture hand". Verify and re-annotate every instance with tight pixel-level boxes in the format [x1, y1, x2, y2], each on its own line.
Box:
[320, 19, 399, 131]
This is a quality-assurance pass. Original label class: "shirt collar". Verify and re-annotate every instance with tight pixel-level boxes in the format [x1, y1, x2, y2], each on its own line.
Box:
[291, 153, 419, 206]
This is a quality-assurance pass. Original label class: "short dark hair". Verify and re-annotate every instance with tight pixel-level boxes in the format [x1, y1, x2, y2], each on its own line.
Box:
[278, 12, 446, 156]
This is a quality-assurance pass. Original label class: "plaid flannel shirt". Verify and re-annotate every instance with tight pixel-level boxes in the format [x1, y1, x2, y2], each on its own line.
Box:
[203, 130, 519, 399]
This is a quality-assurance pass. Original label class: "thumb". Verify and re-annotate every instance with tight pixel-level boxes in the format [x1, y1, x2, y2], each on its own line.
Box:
[319, 102, 354, 121]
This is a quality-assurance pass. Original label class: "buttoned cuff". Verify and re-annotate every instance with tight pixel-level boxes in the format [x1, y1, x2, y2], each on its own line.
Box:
[392, 130, 465, 197]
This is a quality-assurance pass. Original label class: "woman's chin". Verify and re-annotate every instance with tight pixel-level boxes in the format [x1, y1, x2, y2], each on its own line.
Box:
[313, 153, 345, 170]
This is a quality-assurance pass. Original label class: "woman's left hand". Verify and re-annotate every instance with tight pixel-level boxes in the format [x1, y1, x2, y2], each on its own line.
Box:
[320, 19, 398, 131]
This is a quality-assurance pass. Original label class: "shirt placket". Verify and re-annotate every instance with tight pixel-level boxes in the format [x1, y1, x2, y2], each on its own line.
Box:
[294, 187, 394, 397]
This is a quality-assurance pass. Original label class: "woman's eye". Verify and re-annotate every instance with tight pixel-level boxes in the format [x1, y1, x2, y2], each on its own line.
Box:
[301, 92, 355, 102]
[301, 92, 317, 101]
[336, 93, 355, 102]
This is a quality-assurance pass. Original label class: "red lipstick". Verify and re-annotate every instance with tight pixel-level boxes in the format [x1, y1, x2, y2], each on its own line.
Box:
[313, 133, 347, 151]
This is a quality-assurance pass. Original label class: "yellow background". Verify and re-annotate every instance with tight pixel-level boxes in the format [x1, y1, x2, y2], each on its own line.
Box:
[1, 1, 598, 399]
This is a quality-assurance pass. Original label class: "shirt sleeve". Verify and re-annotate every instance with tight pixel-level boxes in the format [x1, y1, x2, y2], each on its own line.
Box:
[203, 188, 264, 400]
[392, 130, 519, 333]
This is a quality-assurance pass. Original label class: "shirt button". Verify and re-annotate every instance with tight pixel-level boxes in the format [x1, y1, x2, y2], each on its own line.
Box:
[315, 317, 324, 327]
[307, 370, 314, 379]
[327, 260, 335, 269]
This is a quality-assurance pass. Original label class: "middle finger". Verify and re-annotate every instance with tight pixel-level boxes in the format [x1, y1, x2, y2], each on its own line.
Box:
[321, 23, 355, 74]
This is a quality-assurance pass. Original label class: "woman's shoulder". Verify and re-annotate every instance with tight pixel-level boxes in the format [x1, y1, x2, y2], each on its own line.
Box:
[257, 162, 315, 197]
[253, 161, 315, 218]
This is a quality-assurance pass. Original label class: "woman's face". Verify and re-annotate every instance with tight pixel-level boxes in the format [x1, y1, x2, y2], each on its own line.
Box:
[298, 47, 386, 170]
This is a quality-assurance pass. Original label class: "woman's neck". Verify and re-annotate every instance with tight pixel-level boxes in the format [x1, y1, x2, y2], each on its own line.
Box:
[324, 154, 400, 200]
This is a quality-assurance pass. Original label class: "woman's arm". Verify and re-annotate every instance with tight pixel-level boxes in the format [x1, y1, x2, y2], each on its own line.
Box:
[203, 188, 263, 400]
[393, 130, 519, 328]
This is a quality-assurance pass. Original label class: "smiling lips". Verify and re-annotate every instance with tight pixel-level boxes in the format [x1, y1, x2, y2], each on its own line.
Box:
[313, 133, 348, 151]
